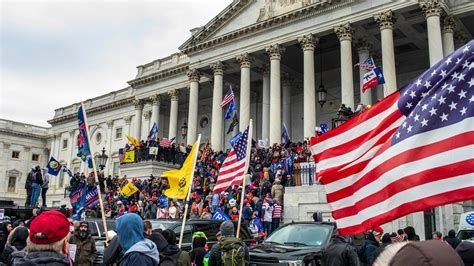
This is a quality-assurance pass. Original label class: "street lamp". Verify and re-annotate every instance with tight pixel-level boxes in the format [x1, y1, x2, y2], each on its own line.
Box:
[317, 48, 327, 107]
[181, 123, 188, 140]
[95, 147, 108, 171]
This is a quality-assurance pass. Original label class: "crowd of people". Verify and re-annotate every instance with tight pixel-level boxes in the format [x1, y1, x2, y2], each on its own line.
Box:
[120, 139, 187, 165]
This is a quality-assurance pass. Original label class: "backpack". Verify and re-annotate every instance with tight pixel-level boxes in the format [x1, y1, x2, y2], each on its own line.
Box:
[10, 246, 27, 265]
[220, 237, 246, 266]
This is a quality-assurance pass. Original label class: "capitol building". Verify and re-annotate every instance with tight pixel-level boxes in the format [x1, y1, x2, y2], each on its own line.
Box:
[1, 0, 473, 239]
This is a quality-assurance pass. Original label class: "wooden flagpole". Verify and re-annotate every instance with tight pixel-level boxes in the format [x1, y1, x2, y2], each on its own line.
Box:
[237, 119, 253, 238]
[178, 134, 202, 248]
[80, 103, 109, 243]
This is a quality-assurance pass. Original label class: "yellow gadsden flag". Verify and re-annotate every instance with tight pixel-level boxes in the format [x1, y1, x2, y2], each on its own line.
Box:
[162, 139, 200, 199]
[122, 150, 135, 163]
[120, 182, 139, 197]
[126, 135, 141, 147]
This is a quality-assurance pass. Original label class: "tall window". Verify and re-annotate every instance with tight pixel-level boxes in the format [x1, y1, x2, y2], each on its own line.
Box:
[11, 151, 20, 159]
[113, 162, 119, 177]
[32, 154, 40, 161]
[62, 139, 68, 149]
[115, 127, 123, 140]
[7, 176, 16, 192]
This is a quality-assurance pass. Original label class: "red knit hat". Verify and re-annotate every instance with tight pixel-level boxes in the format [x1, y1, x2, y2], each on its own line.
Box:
[373, 226, 384, 236]
[29, 210, 70, 245]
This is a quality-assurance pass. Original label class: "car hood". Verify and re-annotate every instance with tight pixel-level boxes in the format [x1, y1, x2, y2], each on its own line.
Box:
[250, 243, 322, 260]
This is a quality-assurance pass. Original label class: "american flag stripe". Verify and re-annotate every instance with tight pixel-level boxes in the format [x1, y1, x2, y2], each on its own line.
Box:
[311, 41, 474, 235]
[213, 126, 251, 194]
[220, 87, 235, 108]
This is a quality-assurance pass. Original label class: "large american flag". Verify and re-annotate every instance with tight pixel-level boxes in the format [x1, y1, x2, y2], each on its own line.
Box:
[213, 126, 251, 194]
[159, 137, 175, 148]
[311, 40, 474, 236]
[220, 86, 235, 108]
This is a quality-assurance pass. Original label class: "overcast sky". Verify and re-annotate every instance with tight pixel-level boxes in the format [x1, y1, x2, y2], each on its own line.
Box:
[1, 0, 232, 127]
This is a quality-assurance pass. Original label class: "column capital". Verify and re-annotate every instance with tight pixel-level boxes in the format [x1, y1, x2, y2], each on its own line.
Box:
[168, 89, 180, 101]
[265, 44, 285, 60]
[374, 10, 397, 30]
[149, 94, 161, 105]
[298, 34, 319, 51]
[441, 15, 456, 34]
[210, 61, 225, 75]
[133, 99, 144, 109]
[124, 116, 132, 125]
[106, 120, 114, 129]
[187, 69, 201, 82]
[355, 38, 372, 53]
[257, 65, 270, 76]
[420, 0, 443, 18]
[236, 53, 253, 68]
[334, 23, 354, 42]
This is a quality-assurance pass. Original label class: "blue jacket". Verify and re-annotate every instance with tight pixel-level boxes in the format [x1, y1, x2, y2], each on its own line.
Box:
[358, 239, 379, 265]
[120, 239, 160, 266]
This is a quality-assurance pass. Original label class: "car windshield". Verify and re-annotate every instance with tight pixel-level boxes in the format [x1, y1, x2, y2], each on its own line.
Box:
[264, 224, 331, 247]
[149, 220, 176, 231]
[457, 230, 474, 241]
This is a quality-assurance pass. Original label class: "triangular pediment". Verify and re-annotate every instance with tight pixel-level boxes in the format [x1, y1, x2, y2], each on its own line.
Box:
[179, 0, 348, 52]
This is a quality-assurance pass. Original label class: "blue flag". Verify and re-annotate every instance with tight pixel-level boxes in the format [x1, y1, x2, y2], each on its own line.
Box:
[281, 123, 290, 144]
[159, 195, 169, 208]
[320, 123, 329, 133]
[63, 165, 74, 178]
[224, 100, 236, 120]
[77, 106, 93, 168]
[148, 122, 158, 141]
[46, 157, 62, 176]
[252, 217, 264, 232]
[85, 186, 99, 208]
[211, 209, 231, 221]
[229, 132, 242, 146]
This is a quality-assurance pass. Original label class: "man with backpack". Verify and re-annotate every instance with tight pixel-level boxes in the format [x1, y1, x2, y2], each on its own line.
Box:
[30, 166, 43, 207]
[208, 221, 249, 266]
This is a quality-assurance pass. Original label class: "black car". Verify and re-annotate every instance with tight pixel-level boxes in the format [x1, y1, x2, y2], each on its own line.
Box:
[249, 222, 337, 266]
[149, 219, 255, 251]
[84, 219, 117, 265]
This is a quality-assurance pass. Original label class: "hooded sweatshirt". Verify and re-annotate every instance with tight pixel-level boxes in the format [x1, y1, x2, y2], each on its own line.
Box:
[116, 213, 160, 265]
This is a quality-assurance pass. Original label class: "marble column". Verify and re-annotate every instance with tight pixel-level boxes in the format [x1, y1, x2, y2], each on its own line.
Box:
[374, 10, 398, 96]
[133, 99, 143, 140]
[210, 61, 224, 151]
[106, 120, 113, 175]
[142, 111, 151, 140]
[124, 116, 132, 136]
[187, 69, 200, 145]
[420, 0, 444, 66]
[150, 95, 161, 130]
[356, 39, 373, 106]
[260, 66, 270, 145]
[168, 90, 179, 141]
[441, 15, 456, 56]
[335, 23, 355, 110]
[265, 44, 285, 145]
[298, 34, 317, 139]
[281, 73, 292, 137]
[69, 130, 75, 170]
[236, 53, 253, 131]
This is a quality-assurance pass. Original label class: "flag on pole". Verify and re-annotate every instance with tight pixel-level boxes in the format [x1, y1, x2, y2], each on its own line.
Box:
[213, 126, 251, 194]
[310, 41, 474, 236]
[148, 122, 158, 141]
[120, 182, 139, 197]
[362, 67, 385, 92]
[281, 123, 290, 144]
[63, 165, 74, 178]
[162, 139, 200, 199]
[126, 135, 141, 147]
[220, 86, 235, 108]
[159, 137, 176, 148]
[225, 100, 236, 120]
[355, 56, 376, 71]
[227, 113, 239, 134]
[77, 106, 93, 168]
[70, 182, 87, 220]
[46, 157, 62, 176]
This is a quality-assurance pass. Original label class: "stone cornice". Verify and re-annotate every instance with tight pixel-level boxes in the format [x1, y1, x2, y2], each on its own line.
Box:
[181, 0, 355, 54]
[0, 128, 49, 141]
[47, 97, 135, 126]
[127, 64, 189, 88]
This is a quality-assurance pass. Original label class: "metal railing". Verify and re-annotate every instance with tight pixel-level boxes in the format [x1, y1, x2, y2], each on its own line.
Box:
[292, 162, 317, 186]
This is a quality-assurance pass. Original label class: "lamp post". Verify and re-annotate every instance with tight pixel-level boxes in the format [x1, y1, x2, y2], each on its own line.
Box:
[181, 123, 188, 141]
[317, 48, 327, 107]
[95, 147, 108, 171]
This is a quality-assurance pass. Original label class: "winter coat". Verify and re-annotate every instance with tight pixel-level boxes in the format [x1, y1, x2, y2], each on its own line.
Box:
[271, 182, 284, 203]
[456, 241, 474, 266]
[103, 235, 123, 265]
[321, 236, 360, 266]
[358, 239, 379, 265]
[14, 251, 69, 266]
[69, 232, 96, 265]
[445, 230, 462, 250]
[2, 245, 27, 265]
[160, 244, 191, 266]
[119, 239, 160, 266]
[2, 226, 28, 265]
